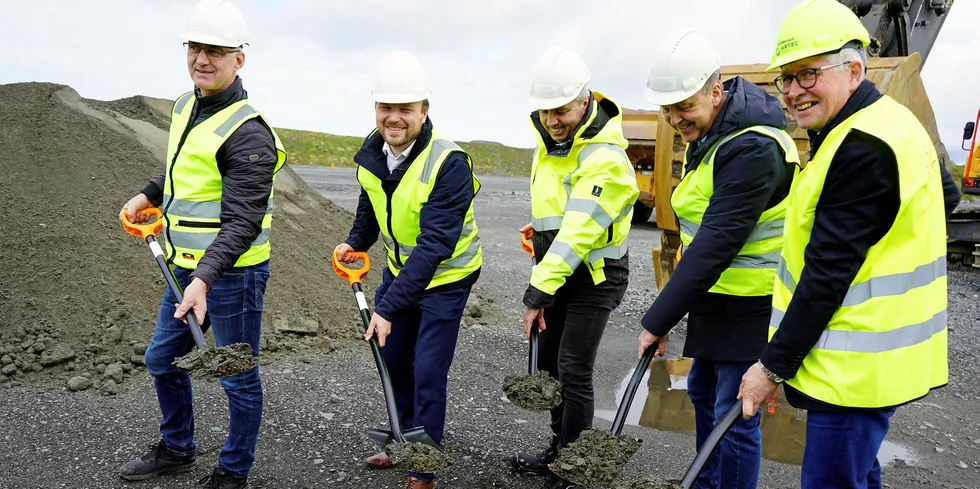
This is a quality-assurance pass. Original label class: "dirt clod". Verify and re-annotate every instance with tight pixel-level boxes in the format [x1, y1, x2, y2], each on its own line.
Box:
[386, 442, 453, 473]
[173, 342, 258, 379]
[502, 370, 563, 411]
[550, 429, 642, 487]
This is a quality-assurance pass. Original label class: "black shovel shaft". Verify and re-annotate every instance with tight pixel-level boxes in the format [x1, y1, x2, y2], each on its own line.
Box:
[611, 347, 656, 436]
[351, 282, 406, 444]
[145, 235, 207, 350]
[528, 326, 539, 374]
[680, 399, 743, 488]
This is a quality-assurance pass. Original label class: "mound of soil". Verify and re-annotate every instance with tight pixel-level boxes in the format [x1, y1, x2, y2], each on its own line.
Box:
[0, 82, 495, 393]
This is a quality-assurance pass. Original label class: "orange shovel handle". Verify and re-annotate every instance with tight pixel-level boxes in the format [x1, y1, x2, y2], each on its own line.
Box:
[333, 248, 370, 286]
[521, 229, 534, 256]
[120, 207, 163, 240]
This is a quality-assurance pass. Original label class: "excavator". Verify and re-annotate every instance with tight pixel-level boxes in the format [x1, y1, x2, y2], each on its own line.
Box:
[620, 0, 974, 289]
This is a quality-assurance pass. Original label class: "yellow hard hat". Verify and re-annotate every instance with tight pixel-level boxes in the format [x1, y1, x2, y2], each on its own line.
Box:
[766, 0, 871, 72]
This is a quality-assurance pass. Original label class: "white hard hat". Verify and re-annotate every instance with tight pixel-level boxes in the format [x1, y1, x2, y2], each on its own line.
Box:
[643, 29, 721, 106]
[181, 0, 248, 48]
[528, 45, 591, 110]
[371, 51, 431, 104]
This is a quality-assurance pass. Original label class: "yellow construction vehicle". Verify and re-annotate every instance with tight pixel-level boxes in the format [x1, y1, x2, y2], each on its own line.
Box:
[620, 0, 967, 290]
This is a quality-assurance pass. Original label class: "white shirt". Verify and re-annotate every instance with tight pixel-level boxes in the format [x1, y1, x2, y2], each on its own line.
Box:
[382, 140, 416, 173]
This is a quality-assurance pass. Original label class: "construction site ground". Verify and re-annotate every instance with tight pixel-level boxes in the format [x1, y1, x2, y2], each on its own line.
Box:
[0, 83, 978, 489]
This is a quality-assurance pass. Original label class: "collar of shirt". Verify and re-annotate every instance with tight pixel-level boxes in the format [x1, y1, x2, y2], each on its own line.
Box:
[382, 139, 416, 173]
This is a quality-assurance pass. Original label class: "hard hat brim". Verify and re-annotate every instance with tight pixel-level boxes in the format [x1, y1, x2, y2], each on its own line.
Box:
[182, 30, 244, 48]
[528, 93, 578, 111]
[643, 86, 699, 107]
[373, 92, 430, 104]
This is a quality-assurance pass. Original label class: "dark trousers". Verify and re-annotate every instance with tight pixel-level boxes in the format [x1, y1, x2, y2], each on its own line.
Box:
[687, 359, 762, 489]
[538, 276, 626, 448]
[801, 407, 897, 489]
[375, 268, 470, 479]
[144, 262, 269, 478]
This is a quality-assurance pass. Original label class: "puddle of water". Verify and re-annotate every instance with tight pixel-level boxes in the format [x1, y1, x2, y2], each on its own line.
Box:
[594, 358, 917, 466]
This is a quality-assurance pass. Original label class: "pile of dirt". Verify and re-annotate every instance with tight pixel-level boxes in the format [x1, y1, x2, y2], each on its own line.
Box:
[0, 82, 495, 393]
[550, 429, 642, 487]
[502, 370, 563, 411]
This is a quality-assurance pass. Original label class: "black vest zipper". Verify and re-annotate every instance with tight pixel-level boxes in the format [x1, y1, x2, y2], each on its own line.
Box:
[164, 99, 198, 263]
[386, 191, 401, 267]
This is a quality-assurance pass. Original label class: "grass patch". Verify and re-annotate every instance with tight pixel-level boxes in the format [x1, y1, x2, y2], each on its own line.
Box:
[275, 128, 534, 177]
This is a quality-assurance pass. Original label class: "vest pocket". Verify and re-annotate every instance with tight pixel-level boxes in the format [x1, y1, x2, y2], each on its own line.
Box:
[177, 219, 221, 229]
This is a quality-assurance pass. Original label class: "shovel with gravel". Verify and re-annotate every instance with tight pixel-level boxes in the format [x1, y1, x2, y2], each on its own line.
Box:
[502, 230, 563, 411]
[332, 249, 452, 474]
[120, 207, 259, 379]
[547, 346, 656, 487]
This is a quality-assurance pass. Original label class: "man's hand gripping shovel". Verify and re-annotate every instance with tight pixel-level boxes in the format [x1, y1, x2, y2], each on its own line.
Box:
[120, 207, 258, 379]
[332, 249, 451, 472]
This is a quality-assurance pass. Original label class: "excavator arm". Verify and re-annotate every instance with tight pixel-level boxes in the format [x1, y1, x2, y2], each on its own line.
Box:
[841, 0, 954, 63]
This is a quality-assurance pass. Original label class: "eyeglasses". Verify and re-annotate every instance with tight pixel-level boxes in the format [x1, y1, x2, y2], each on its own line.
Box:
[183, 42, 240, 61]
[773, 61, 851, 94]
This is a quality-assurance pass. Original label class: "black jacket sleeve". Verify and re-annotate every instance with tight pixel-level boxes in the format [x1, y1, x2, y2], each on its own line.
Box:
[344, 187, 382, 252]
[641, 134, 787, 336]
[141, 172, 166, 207]
[940, 162, 961, 218]
[761, 131, 901, 380]
[374, 153, 474, 320]
[189, 118, 278, 288]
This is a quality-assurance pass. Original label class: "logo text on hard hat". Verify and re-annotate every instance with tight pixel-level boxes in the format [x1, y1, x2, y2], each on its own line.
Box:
[532, 85, 560, 98]
[776, 38, 799, 56]
[647, 75, 677, 91]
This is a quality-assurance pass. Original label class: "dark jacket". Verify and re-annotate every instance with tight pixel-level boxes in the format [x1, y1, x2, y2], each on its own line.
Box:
[344, 118, 480, 321]
[641, 76, 795, 362]
[759, 79, 960, 412]
[522, 93, 630, 309]
[142, 76, 279, 288]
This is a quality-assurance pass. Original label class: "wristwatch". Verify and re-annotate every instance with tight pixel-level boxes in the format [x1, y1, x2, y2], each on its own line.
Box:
[756, 361, 784, 384]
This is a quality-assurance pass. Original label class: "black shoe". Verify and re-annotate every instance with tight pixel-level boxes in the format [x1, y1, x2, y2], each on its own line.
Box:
[511, 437, 560, 475]
[198, 467, 248, 489]
[118, 440, 196, 481]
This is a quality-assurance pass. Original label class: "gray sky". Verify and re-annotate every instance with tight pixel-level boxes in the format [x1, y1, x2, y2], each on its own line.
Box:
[2, 0, 976, 162]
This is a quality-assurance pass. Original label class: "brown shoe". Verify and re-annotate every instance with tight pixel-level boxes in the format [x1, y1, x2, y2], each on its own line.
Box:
[365, 451, 393, 469]
[402, 476, 434, 489]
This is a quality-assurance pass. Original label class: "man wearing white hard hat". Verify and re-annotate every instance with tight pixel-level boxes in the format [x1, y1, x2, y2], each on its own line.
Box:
[119, 0, 286, 488]
[510, 45, 638, 489]
[335, 50, 482, 489]
[637, 29, 799, 489]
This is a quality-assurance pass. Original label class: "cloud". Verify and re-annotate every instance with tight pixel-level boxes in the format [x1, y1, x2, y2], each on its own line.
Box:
[0, 0, 975, 162]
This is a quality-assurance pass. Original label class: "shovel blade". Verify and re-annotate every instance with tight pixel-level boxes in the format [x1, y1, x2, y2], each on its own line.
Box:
[366, 426, 439, 451]
[366, 428, 394, 450]
[402, 426, 438, 449]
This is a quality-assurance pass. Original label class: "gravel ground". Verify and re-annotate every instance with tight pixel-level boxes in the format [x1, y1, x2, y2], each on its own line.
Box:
[1, 167, 977, 489]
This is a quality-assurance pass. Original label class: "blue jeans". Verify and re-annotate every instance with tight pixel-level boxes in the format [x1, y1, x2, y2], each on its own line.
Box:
[687, 359, 762, 489]
[375, 268, 469, 482]
[143, 261, 269, 478]
[801, 407, 897, 489]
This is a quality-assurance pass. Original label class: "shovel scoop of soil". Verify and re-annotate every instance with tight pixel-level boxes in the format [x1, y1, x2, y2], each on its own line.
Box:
[502, 370, 563, 411]
[549, 429, 642, 487]
[173, 342, 259, 379]
[387, 442, 454, 473]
